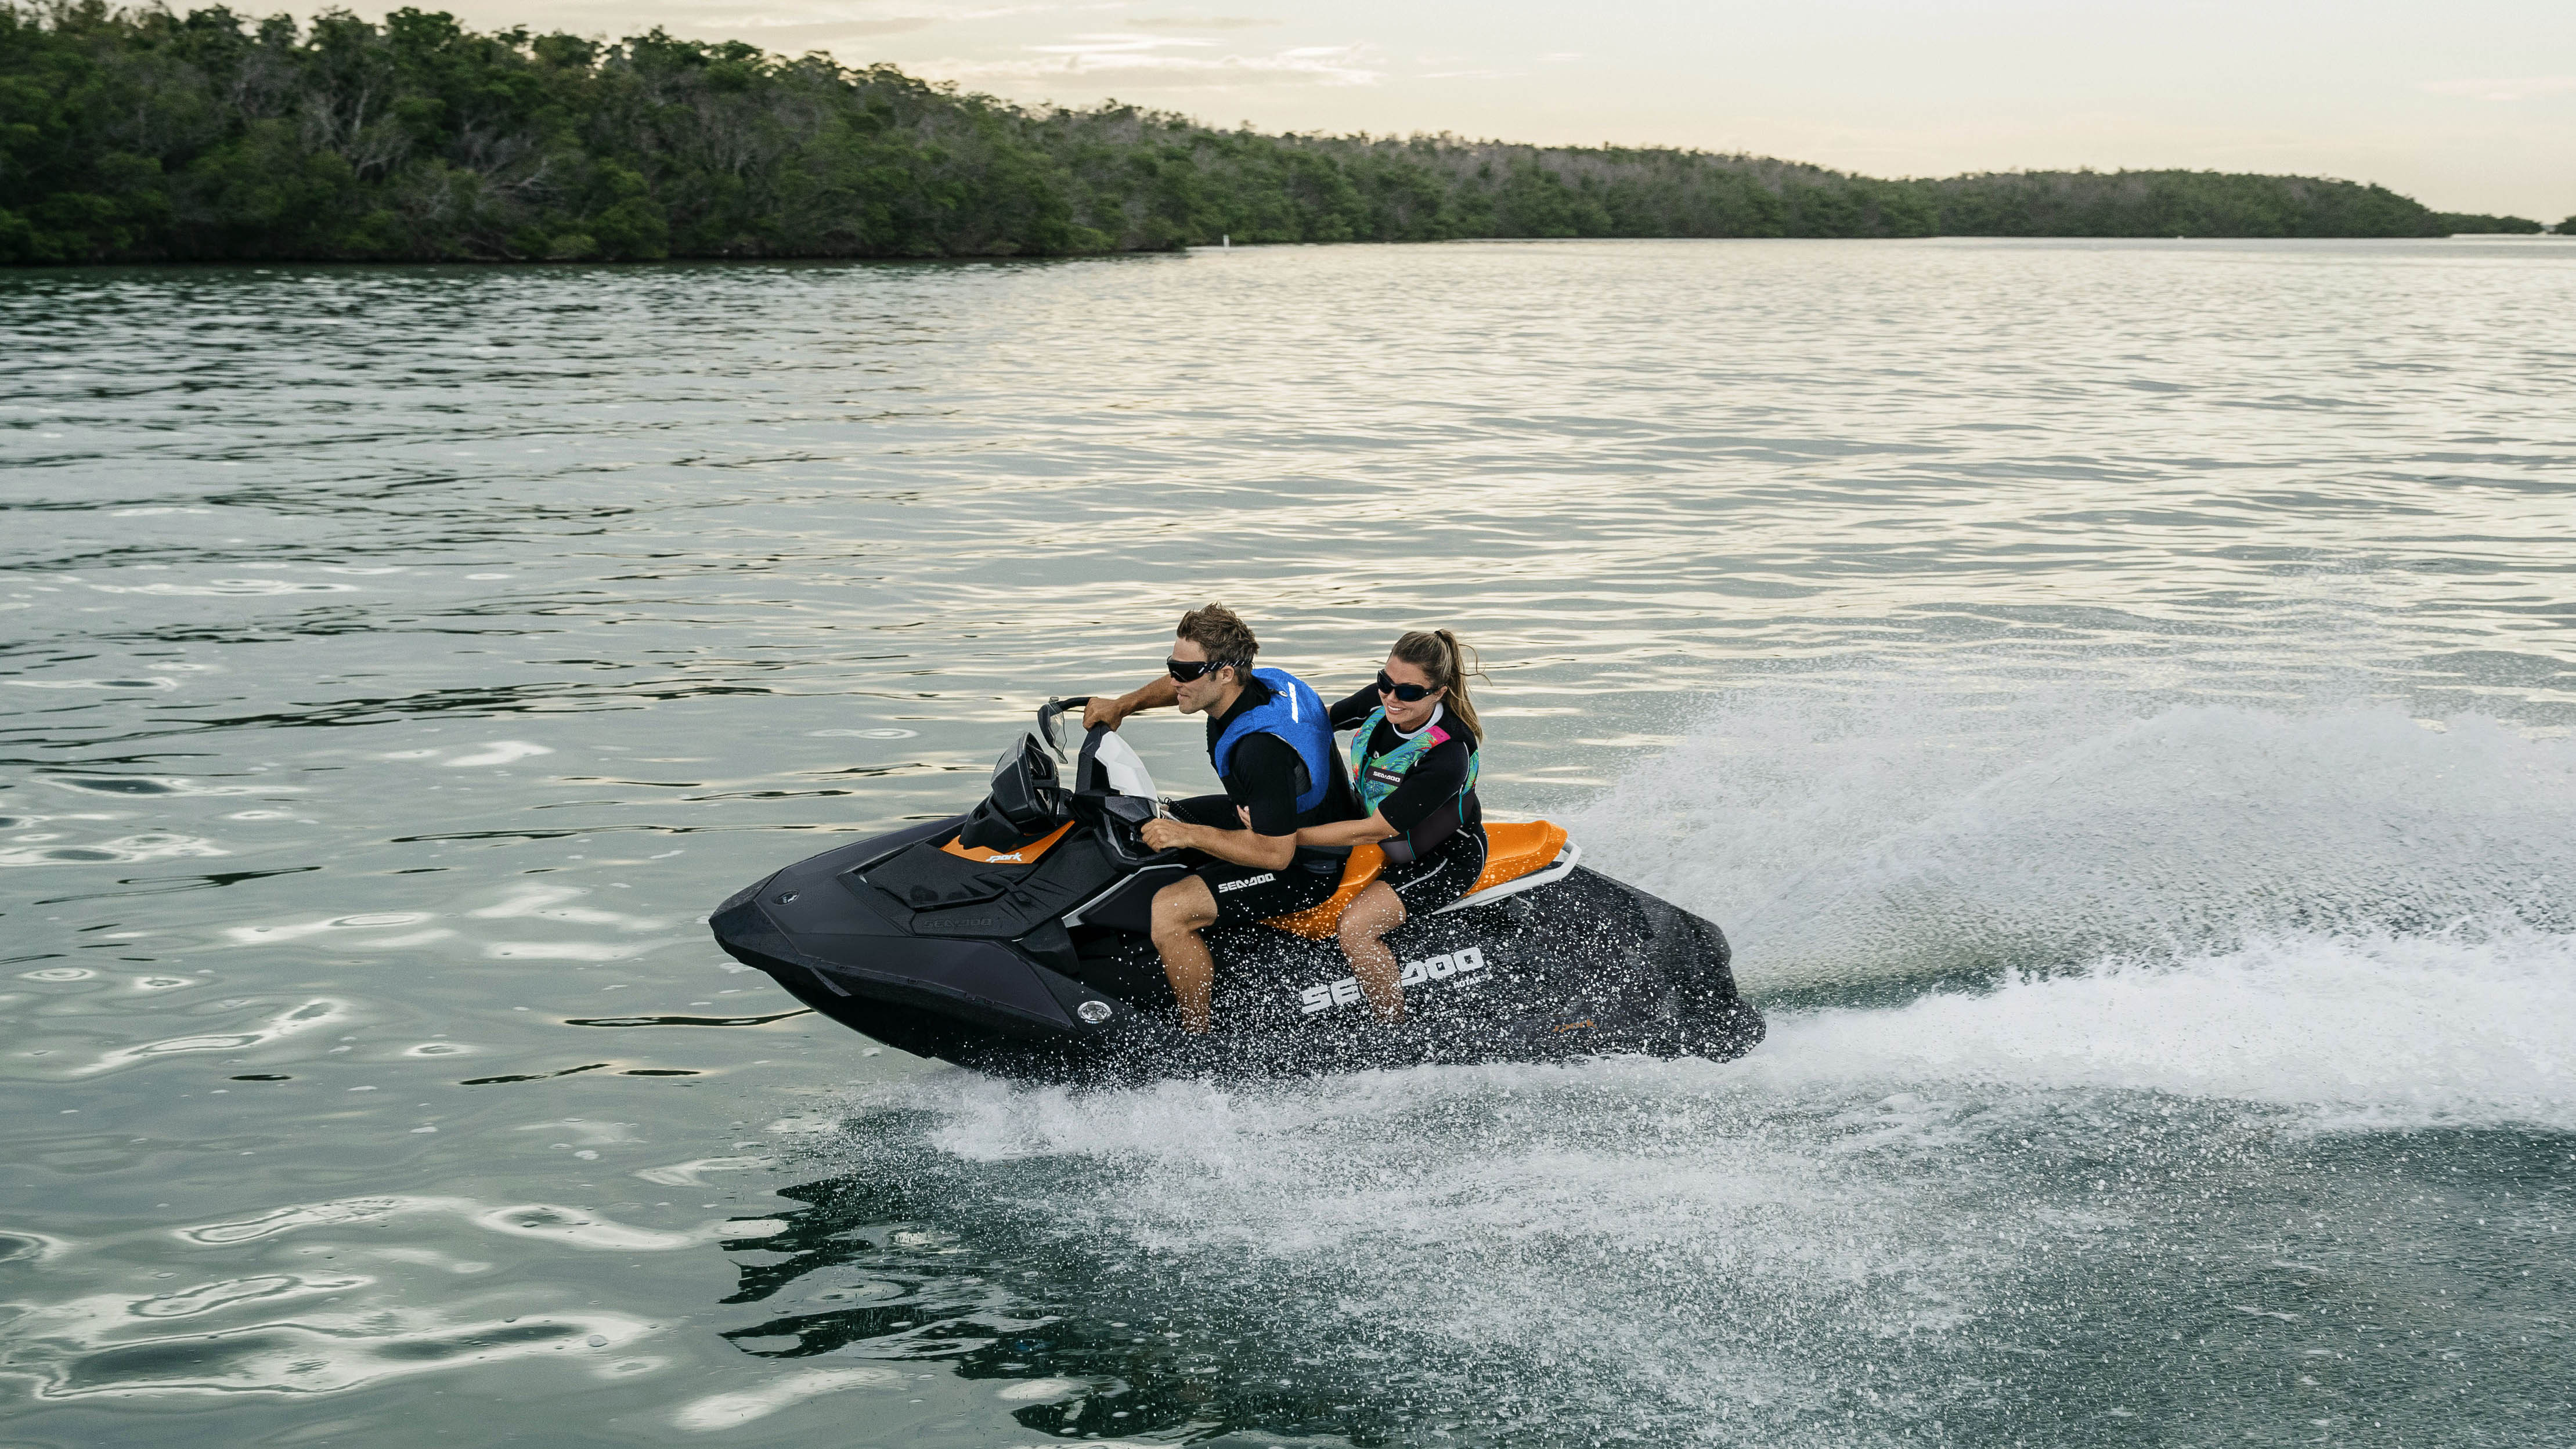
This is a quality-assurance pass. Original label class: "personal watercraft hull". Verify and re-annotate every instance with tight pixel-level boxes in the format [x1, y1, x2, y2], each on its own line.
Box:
[709, 812, 1762, 1083]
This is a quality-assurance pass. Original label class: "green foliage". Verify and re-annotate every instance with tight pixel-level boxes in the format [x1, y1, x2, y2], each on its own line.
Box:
[2431, 212, 2543, 234]
[0, 3, 2541, 263]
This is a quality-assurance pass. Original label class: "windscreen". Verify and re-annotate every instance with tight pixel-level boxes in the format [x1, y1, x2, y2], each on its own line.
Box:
[1087, 732, 1158, 800]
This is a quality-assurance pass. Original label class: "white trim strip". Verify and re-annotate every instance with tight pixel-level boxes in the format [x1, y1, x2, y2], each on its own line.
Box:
[1430, 840, 1581, 916]
[1063, 861, 1186, 928]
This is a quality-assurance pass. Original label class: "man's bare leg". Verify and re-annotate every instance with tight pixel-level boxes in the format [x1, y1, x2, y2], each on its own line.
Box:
[1335, 881, 1407, 1022]
[1149, 876, 1221, 1033]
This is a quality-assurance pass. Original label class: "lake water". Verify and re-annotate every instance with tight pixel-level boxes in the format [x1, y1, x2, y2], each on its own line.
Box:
[4, 237, 2573, 1447]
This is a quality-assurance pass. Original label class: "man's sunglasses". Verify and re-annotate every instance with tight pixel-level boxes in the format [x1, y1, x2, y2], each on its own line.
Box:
[1166, 657, 1238, 682]
[1376, 671, 1440, 703]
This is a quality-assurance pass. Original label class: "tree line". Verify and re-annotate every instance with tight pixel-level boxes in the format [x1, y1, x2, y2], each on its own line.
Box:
[0, 2, 2550, 265]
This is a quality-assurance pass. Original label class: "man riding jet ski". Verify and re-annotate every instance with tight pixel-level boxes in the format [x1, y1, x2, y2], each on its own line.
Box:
[708, 611, 1763, 1083]
[1088, 605, 1362, 1049]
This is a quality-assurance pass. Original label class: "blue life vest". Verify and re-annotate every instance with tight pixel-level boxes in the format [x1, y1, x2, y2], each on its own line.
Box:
[1211, 667, 1336, 818]
[1350, 704, 1478, 815]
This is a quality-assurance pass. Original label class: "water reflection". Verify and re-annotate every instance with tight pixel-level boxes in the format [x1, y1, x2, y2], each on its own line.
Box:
[8, 1291, 648, 1402]
[3, 239, 2572, 1446]
[717, 1143, 1404, 1445]
[0, 1191, 726, 1405]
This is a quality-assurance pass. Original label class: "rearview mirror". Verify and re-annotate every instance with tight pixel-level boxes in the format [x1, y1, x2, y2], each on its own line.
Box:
[1036, 697, 1088, 760]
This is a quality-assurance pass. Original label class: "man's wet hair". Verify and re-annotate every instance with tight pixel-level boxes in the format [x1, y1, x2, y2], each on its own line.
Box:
[1177, 603, 1258, 677]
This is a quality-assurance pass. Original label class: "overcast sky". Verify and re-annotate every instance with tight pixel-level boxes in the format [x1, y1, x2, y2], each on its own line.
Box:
[391, 0, 2571, 218]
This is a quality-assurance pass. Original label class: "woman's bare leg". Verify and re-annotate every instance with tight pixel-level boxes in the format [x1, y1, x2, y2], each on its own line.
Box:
[1336, 881, 1408, 1022]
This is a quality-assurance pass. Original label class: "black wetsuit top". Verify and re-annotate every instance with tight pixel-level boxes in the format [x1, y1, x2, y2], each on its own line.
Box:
[1329, 687, 1482, 860]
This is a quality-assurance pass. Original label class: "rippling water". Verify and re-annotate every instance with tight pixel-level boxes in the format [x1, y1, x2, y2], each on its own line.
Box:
[4, 238, 2573, 1446]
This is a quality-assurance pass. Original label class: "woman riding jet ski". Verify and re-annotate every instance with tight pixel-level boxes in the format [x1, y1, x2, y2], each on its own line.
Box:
[708, 622, 1763, 1083]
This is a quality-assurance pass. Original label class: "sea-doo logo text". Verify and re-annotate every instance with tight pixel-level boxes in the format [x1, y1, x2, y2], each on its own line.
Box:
[1216, 873, 1276, 892]
[1298, 946, 1487, 1015]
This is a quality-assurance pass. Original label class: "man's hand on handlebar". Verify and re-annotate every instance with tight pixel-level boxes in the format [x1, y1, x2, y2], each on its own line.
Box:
[1139, 817, 1193, 853]
[1085, 674, 1178, 731]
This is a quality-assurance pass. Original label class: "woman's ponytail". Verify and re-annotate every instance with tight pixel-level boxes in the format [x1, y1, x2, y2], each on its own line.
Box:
[1391, 628, 1485, 743]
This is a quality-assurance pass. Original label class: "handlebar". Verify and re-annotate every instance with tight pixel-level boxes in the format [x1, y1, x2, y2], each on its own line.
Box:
[1038, 696, 1180, 866]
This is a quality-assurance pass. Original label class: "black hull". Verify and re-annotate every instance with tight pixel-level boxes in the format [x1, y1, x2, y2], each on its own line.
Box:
[710, 816, 1761, 1083]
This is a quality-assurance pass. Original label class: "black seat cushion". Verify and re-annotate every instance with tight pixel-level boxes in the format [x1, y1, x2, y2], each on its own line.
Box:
[860, 841, 1014, 911]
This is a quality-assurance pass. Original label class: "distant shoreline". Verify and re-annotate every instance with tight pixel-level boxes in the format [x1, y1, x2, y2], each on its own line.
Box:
[18, 234, 2564, 278]
[3, 6, 2556, 267]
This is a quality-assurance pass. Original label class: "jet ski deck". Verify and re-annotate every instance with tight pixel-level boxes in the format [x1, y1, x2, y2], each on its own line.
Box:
[709, 700, 1762, 1081]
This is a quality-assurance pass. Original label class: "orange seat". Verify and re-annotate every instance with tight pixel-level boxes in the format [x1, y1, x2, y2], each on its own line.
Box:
[1263, 844, 1385, 939]
[1469, 819, 1571, 895]
[1264, 820, 1570, 940]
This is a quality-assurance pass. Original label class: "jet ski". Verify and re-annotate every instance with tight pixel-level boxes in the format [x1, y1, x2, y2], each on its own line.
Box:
[708, 699, 1763, 1082]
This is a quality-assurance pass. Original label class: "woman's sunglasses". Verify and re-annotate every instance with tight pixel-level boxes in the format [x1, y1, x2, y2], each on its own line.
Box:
[1166, 657, 1236, 682]
[1376, 671, 1440, 703]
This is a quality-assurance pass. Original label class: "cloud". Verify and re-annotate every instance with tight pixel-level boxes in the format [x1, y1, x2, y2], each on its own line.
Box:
[907, 2, 1061, 15]
[936, 32, 1382, 86]
[1024, 32, 1214, 53]
[2416, 75, 2576, 102]
[1128, 15, 1283, 29]
[683, 1, 1056, 31]
[716, 17, 941, 38]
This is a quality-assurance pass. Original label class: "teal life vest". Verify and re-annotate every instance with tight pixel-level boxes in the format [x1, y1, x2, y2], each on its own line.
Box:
[1349, 705, 1478, 816]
